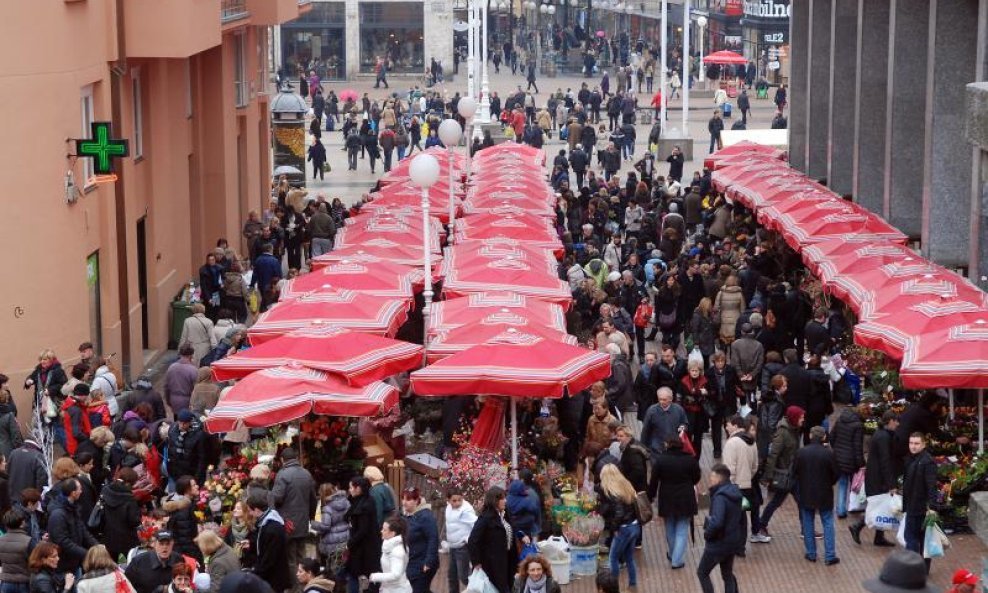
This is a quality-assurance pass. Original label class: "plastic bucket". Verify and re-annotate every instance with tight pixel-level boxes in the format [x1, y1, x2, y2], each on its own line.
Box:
[551, 556, 571, 585]
[570, 545, 598, 576]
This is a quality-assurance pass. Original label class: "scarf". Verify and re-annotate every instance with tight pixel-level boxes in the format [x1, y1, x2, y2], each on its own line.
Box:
[498, 511, 512, 550]
[525, 575, 548, 593]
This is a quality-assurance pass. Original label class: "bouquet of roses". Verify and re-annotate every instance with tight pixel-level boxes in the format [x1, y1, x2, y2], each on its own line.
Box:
[198, 468, 249, 518]
[562, 513, 604, 546]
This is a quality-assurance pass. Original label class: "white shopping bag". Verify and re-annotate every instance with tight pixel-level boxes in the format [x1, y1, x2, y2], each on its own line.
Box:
[466, 568, 499, 593]
[848, 488, 867, 513]
[865, 493, 903, 532]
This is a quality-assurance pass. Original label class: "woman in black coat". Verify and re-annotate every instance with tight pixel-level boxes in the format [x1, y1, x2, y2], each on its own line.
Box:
[468, 487, 515, 593]
[650, 438, 701, 569]
[345, 477, 381, 589]
[99, 470, 142, 560]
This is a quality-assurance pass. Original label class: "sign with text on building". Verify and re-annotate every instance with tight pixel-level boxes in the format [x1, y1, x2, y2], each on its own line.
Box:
[743, 0, 790, 18]
[764, 31, 787, 44]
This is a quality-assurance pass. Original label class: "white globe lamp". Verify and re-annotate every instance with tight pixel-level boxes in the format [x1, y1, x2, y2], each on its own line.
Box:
[438, 118, 463, 147]
[409, 154, 441, 188]
[458, 96, 478, 119]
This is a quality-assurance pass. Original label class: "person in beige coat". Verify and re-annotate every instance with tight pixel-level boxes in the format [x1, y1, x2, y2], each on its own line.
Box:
[713, 276, 745, 346]
[196, 530, 241, 593]
[722, 415, 765, 542]
[179, 304, 216, 365]
[190, 367, 221, 417]
[75, 545, 137, 593]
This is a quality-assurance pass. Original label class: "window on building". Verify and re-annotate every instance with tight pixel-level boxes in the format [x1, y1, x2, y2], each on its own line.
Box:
[80, 85, 95, 182]
[358, 2, 424, 74]
[235, 33, 248, 107]
[132, 68, 144, 159]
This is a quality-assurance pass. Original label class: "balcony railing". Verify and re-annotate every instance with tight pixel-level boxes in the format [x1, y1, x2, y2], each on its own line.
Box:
[221, 0, 250, 22]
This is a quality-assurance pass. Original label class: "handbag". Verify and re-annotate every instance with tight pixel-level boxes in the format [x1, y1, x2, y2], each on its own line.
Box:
[87, 495, 105, 530]
[770, 467, 794, 492]
[634, 491, 653, 525]
[658, 311, 677, 330]
[633, 303, 652, 328]
[702, 399, 719, 418]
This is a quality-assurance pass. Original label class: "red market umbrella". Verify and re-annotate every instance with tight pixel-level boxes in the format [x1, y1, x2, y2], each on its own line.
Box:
[427, 321, 577, 363]
[703, 141, 787, 170]
[384, 147, 466, 178]
[412, 330, 609, 470]
[248, 291, 411, 344]
[211, 326, 423, 385]
[461, 202, 556, 218]
[777, 211, 907, 250]
[474, 143, 546, 164]
[279, 258, 424, 300]
[854, 301, 988, 360]
[311, 240, 443, 271]
[362, 190, 463, 224]
[756, 191, 854, 230]
[453, 215, 561, 244]
[702, 50, 748, 65]
[427, 291, 567, 336]
[899, 318, 988, 389]
[728, 173, 824, 210]
[801, 239, 917, 280]
[205, 364, 399, 433]
[334, 215, 443, 253]
[446, 238, 562, 267]
[441, 255, 573, 307]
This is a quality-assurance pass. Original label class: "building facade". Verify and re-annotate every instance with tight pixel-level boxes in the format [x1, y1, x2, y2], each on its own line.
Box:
[739, 0, 789, 83]
[0, 0, 306, 419]
[277, 0, 453, 80]
[787, 0, 988, 280]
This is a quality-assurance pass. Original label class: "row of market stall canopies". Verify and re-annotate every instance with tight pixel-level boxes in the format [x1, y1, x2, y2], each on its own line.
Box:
[711, 142, 988, 391]
[205, 145, 611, 448]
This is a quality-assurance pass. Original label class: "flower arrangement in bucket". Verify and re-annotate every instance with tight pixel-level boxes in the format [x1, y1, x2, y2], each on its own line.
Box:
[439, 430, 510, 507]
[562, 513, 604, 546]
[197, 468, 250, 526]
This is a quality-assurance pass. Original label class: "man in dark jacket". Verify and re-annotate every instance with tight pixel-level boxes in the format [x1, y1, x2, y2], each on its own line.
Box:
[569, 146, 589, 188]
[697, 463, 744, 593]
[901, 432, 937, 563]
[653, 438, 701, 568]
[707, 110, 724, 153]
[780, 349, 812, 412]
[100, 467, 142, 561]
[167, 410, 207, 484]
[271, 448, 317, 590]
[248, 492, 291, 593]
[794, 426, 839, 565]
[804, 307, 832, 356]
[849, 411, 899, 546]
[616, 425, 648, 493]
[665, 146, 685, 182]
[125, 531, 186, 593]
[829, 407, 865, 518]
[604, 346, 634, 417]
[8, 441, 48, 505]
[46, 479, 98, 573]
[163, 475, 201, 562]
[893, 392, 963, 476]
[650, 345, 687, 396]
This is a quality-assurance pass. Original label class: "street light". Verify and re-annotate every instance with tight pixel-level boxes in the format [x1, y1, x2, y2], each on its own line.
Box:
[697, 15, 708, 83]
[458, 96, 478, 178]
[408, 153, 441, 337]
[437, 119, 463, 241]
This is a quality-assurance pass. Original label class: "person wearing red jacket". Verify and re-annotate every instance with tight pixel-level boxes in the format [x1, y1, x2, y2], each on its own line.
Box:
[679, 360, 709, 460]
[61, 384, 92, 455]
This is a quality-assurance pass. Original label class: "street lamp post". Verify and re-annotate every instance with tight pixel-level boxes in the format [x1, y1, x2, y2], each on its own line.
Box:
[468, 0, 476, 99]
[660, 0, 667, 136]
[681, 0, 690, 135]
[408, 154, 441, 351]
[438, 118, 463, 240]
[697, 15, 707, 83]
[458, 96, 478, 172]
[479, 0, 491, 122]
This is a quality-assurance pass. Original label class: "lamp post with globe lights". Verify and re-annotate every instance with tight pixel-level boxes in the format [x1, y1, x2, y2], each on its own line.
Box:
[458, 95, 478, 173]
[697, 15, 708, 83]
[479, 0, 491, 122]
[408, 153, 441, 340]
[660, 0, 667, 136]
[682, 0, 690, 135]
[437, 119, 463, 241]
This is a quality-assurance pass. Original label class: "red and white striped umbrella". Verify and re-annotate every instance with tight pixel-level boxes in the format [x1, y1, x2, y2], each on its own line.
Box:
[310, 240, 443, 270]
[801, 239, 919, 284]
[427, 321, 576, 363]
[205, 364, 399, 433]
[445, 239, 562, 268]
[427, 291, 567, 336]
[334, 214, 444, 253]
[473, 143, 546, 165]
[703, 141, 787, 170]
[453, 215, 561, 244]
[854, 301, 988, 360]
[411, 331, 609, 398]
[776, 211, 907, 250]
[279, 258, 424, 300]
[211, 326, 422, 385]
[899, 318, 988, 389]
[441, 255, 572, 307]
[248, 291, 411, 344]
[462, 197, 556, 217]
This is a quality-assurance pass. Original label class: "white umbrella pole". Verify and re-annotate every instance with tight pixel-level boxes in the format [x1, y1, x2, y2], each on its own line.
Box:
[511, 398, 519, 478]
[980, 389, 984, 455]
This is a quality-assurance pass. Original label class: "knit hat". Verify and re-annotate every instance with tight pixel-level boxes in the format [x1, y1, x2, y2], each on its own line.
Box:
[72, 384, 90, 397]
[785, 406, 804, 427]
[952, 569, 978, 586]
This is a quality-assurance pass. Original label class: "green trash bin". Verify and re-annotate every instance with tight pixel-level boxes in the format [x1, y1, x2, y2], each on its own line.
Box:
[169, 298, 193, 350]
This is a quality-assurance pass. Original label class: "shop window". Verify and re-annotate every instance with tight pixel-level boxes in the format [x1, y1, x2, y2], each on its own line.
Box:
[358, 2, 424, 74]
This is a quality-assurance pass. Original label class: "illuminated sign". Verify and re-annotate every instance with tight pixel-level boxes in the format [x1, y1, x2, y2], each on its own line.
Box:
[75, 122, 129, 175]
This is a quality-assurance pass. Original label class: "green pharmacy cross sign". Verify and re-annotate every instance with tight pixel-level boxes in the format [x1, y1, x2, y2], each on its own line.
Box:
[76, 122, 129, 176]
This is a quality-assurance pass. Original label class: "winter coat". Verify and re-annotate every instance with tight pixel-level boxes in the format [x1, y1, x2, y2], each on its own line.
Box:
[512, 575, 561, 593]
[0, 528, 31, 583]
[75, 569, 137, 593]
[468, 510, 515, 593]
[46, 495, 97, 573]
[8, 442, 47, 504]
[708, 206, 732, 240]
[370, 535, 412, 593]
[506, 481, 541, 538]
[902, 450, 937, 516]
[794, 442, 839, 510]
[404, 503, 439, 577]
[346, 493, 381, 577]
[586, 412, 617, 453]
[705, 365, 740, 413]
[0, 410, 23, 459]
[722, 431, 758, 489]
[703, 481, 745, 555]
[100, 480, 142, 561]
[597, 491, 637, 533]
[124, 550, 185, 593]
[755, 389, 785, 463]
[62, 397, 91, 456]
[166, 422, 207, 483]
[729, 336, 764, 390]
[864, 428, 896, 496]
[829, 408, 865, 474]
[764, 418, 800, 488]
[179, 313, 217, 366]
[445, 501, 477, 548]
[205, 543, 240, 593]
[254, 509, 291, 593]
[30, 569, 65, 593]
[640, 403, 688, 456]
[163, 494, 200, 560]
[605, 355, 634, 411]
[651, 449, 701, 517]
[270, 459, 317, 540]
[713, 286, 745, 341]
[780, 362, 812, 413]
[370, 482, 397, 528]
[619, 439, 649, 493]
[689, 311, 716, 357]
[312, 491, 350, 556]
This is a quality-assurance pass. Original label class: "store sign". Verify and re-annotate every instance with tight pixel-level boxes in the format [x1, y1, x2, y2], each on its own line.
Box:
[724, 35, 742, 45]
[725, 0, 743, 16]
[743, 0, 790, 18]
[763, 31, 787, 44]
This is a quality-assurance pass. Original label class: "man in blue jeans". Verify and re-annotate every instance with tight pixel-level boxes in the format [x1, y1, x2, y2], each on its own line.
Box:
[902, 432, 938, 572]
[794, 426, 840, 565]
[697, 464, 744, 593]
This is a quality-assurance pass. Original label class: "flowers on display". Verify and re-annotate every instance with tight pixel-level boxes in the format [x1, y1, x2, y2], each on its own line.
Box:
[561, 513, 604, 546]
[440, 430, 509, 508]
[198, 467, 250, 525]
